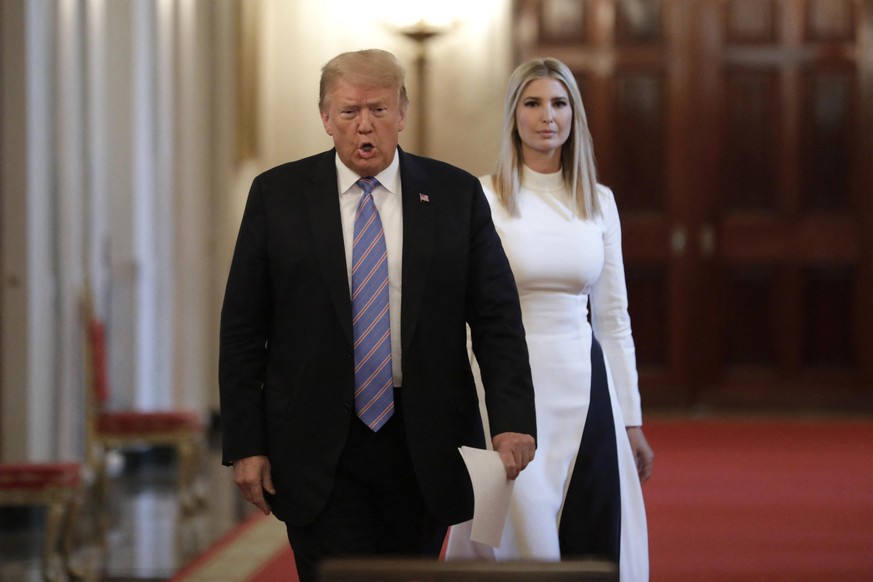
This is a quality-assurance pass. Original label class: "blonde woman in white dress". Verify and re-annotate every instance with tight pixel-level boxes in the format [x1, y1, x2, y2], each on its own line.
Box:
[446, 58, 654, 581]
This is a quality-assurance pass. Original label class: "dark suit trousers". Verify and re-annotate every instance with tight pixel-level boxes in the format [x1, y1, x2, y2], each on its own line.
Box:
[285, 389, 446, 582]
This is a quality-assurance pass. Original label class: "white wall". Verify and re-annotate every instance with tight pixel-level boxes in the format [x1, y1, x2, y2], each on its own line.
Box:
[254, 0, 512, 176]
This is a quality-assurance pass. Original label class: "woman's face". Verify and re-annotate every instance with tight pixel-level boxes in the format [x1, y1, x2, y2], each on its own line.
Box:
[515, 77, 572, 164]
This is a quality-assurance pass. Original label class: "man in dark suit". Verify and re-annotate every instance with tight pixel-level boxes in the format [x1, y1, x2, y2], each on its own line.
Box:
[219, 49, 536, 582]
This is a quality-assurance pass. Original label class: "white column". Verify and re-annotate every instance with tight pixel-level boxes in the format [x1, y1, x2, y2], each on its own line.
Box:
[173, 0, 211, 413]
[129, 0, 161, 408]
[104, 0, 137, 410]
[152, 0, 176, 408]
[208, 0, 241, 414]
[0, 0, 43, 461]
[24, 0, 61, 461]
[85, 0, 111, 319]
[55, 0, 88, 460]
[0, 0, 60, 461]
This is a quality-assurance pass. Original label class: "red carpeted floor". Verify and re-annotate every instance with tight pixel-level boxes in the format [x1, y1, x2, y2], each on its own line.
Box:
[246, 548, 298, 582]
[643, 416, 873, 581]
[178, 416, 873, 581]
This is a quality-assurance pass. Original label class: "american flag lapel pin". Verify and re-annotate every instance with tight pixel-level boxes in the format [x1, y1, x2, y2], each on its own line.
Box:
[419, 193, 430, 203]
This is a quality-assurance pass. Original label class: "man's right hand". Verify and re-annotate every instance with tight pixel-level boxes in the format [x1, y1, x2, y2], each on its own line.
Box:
[232, 455, 276, 515]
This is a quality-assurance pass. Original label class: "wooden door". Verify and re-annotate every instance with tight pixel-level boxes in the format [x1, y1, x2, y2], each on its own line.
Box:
[694, 0, 873, 409]
[514, 0, 873, 411]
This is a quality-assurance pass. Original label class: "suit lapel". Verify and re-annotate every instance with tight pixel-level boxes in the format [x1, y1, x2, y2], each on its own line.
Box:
[399, 150, 435, 352]
[303, 151, 353, 344]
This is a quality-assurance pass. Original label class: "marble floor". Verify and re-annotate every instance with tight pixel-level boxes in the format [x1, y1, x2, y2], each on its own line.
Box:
[0, 431, 255, 582]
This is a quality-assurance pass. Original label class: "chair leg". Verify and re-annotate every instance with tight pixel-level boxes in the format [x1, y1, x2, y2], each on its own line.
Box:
[91, 448, 111, 549]
[42, 501, 64, 582]
[62, 489, 90, 581]
[178, 437, 197, 515]
[189, 434, 208, 510]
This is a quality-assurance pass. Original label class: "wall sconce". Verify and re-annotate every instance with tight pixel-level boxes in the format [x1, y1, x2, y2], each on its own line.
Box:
[397, 21, 456, 156]
[381, 3, 465, 156]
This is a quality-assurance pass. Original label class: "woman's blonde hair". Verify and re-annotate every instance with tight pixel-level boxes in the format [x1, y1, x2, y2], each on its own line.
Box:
[492, 58, 600, 218]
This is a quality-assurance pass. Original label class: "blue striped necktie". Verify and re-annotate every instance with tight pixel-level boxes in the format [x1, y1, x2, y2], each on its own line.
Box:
[352, 177, 394, 431]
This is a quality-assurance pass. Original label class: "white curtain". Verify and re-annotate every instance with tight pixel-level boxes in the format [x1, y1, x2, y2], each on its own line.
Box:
[0, 0, 229, 461]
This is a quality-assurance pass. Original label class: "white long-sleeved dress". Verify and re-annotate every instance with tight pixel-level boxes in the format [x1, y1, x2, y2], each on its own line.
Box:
[446, 168, 649, 581]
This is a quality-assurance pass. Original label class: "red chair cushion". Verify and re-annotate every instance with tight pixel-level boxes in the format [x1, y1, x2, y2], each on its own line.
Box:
[0, 463, 81, 489]
[97, 410, 203, 435]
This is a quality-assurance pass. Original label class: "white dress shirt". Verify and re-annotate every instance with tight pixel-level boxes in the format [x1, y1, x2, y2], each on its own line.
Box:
[336, 152, 403, 387]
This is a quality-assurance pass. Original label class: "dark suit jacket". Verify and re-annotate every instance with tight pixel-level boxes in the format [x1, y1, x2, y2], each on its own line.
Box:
[219, 148, 535, 527]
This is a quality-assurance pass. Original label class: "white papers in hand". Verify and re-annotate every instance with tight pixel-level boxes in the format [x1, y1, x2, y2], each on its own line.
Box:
[458, 446, 514, 547]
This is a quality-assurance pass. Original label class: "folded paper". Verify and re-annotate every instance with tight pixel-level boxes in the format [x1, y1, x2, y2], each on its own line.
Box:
[458, 446, 514, 547]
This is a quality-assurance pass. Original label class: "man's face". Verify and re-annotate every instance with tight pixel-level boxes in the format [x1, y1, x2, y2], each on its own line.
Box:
[320, 80, 407, 177]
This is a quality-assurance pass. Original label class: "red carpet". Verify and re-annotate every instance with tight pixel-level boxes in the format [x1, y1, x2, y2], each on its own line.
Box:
[246, 546, 298, 582]
[180, 416, 873, 581]
[170, 511, 294, 582]
[644, 416, 873, 581]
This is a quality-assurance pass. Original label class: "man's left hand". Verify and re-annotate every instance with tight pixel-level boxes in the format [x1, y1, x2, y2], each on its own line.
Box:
[492, 432, 536, 480]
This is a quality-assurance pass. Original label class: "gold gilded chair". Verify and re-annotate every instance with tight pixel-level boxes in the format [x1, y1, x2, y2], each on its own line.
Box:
[82, 291, 205, 515]
[0, 462, 83, 581]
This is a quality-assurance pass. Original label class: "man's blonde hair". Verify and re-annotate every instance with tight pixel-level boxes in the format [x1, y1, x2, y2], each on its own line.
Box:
[319, 49, 409, 113]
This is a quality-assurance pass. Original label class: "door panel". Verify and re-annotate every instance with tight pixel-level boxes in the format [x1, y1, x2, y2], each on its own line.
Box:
[698, 0, 872, 409]
[515, 0, 873, 411]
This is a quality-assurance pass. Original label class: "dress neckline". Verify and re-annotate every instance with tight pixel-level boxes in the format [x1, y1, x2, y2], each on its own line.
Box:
[521, 165, 564, 193]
